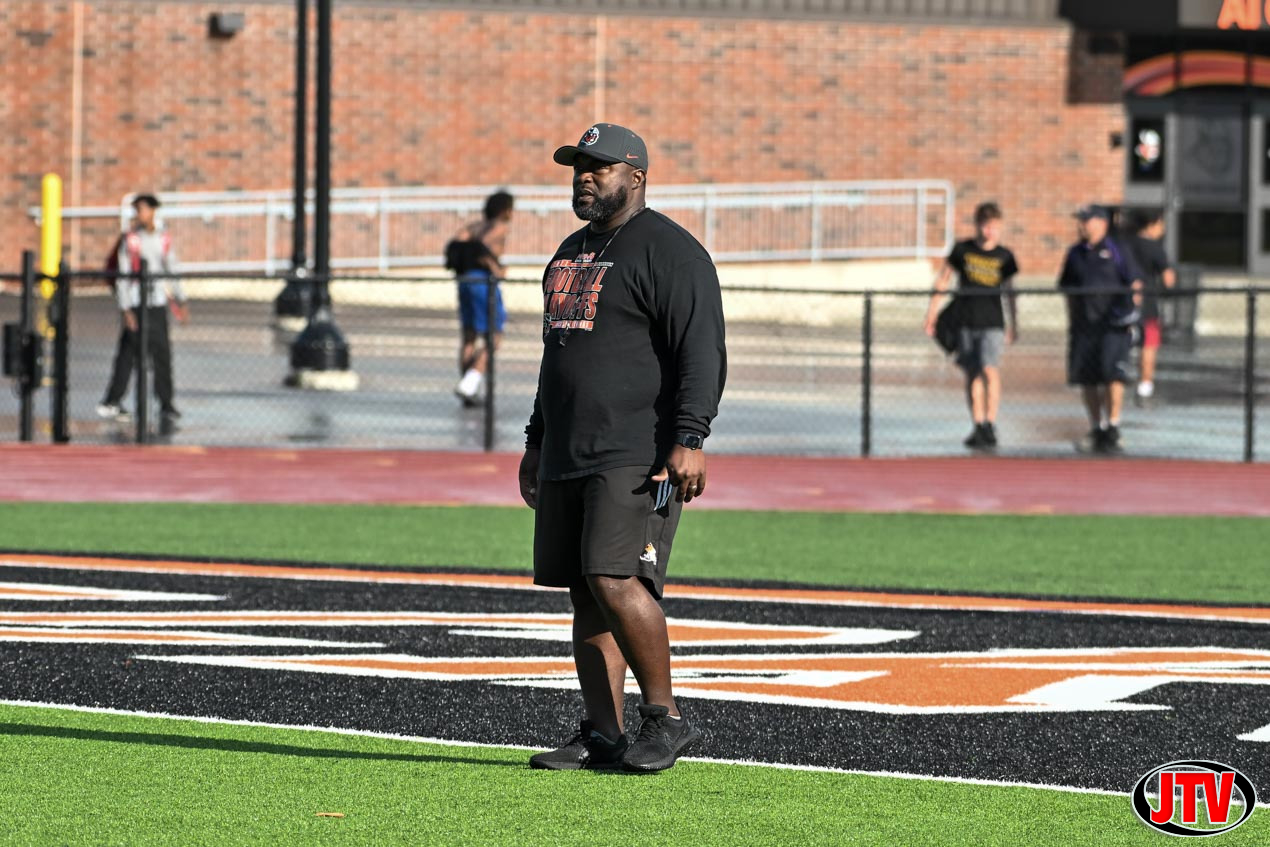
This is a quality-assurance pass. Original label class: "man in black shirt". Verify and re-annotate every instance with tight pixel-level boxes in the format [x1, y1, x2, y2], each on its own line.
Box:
[923, 202, 1019, 449]
[1123, 209, 1176, 406]
[519, 124, 727, 773]
[1058, 205, 1144, 453]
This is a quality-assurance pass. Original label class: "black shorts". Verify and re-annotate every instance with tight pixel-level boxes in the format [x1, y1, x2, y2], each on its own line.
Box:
[1068, 327, 1132, 386]
[533, 465, 683, 600]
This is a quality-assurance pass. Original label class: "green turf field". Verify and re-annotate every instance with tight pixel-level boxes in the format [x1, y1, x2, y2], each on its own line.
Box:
[1, 703, 1264, 847]
[1, 502, 1266, 603]
[1, 502, 1266, 846]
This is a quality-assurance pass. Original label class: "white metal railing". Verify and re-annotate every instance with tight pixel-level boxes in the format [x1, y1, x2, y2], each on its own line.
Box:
[35, 180, 954, 274]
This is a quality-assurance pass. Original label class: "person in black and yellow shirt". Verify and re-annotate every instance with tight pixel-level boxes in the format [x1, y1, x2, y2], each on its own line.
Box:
[924, 202, 1019, 449]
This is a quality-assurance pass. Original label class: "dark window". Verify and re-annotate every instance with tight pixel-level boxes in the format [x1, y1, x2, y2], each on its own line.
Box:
[1129, 117, 1165, 182]
[1179, 211, 1246, 268]
[1177, 107, 1247, 206]
[1264, 119, 1270, 185]
[1261, 209, 1270, 253]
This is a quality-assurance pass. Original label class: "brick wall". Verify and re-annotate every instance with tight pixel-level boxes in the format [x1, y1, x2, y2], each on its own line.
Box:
[0, 1, 1125, 276]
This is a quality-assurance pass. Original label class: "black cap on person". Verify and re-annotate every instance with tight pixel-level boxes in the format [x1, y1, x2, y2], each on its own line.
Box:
[553, 124, 649, 170]
[1073, 204, 1109, 222]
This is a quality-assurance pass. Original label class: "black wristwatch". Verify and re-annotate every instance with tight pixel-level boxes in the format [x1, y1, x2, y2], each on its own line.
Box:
[675, 433, 705, 450]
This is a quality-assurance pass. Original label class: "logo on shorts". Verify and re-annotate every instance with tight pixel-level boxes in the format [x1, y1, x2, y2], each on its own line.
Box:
[1131, 761, 1257, 837]
[580, 127, 600, 146]
[640, 544, 657, 566]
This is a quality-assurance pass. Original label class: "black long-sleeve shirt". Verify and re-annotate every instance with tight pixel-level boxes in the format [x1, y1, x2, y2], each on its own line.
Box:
[525, 208, 727, 481]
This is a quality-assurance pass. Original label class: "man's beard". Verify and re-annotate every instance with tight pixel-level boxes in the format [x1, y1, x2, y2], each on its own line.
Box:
[573, 184, 629, 223]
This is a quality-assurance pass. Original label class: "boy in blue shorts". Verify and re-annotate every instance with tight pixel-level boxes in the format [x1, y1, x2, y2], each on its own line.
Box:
[446, 191, 514, 405]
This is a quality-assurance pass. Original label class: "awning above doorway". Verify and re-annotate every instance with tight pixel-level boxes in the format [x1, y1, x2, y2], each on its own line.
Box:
[1060, 0, 1266, 34]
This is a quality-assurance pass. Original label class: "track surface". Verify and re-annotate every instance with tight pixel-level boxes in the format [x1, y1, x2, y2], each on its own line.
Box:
[3, 444, 1270, 515]
[1, 553, 1268, 797]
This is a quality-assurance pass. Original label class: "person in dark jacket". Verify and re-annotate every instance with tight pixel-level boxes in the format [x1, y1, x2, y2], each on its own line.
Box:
[1058, 205, 1143, 453]
[519, 124, 726, 774]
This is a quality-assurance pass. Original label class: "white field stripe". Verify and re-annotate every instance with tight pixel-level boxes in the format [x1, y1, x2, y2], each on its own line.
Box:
[0, 581, 223, 603]
[1238, 723, 1270, 742]
[0, 558, 561, 593]
[8, 557, 1270, 629]
[0, 629, 381, 648]
[0, 611, 576, 628]
[0, 610, 918, 648]
[8, 699, 1261, 808]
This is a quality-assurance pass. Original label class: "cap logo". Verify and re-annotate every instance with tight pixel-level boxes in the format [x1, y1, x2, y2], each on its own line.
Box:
[580, 127, 600, 146]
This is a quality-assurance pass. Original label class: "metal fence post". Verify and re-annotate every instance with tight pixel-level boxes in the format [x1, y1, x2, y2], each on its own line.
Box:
[1245, 288, 1257, 464]
[379, 190, 390, 274]
[51, 260, 71, 443]
[135, 259, 150, 444]
[810, 185, 822, 262]
[18, 250, 36, 442]
[914, 186, 926, 260]
[483, 279, 497, 452]
[861, 292, 873, 458]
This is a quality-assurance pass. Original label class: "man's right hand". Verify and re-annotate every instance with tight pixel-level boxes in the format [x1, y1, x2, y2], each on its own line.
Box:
[518, 448, 541, 509]
[123, 311, 138, 332]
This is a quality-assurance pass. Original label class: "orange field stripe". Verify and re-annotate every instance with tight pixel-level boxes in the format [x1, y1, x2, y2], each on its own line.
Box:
[6, 554, 1270, 626]
[0, 629, 230, 643]
[0, 554, 540, 588]
[665, 624, 831, 642]
[0, 587, 117, 599]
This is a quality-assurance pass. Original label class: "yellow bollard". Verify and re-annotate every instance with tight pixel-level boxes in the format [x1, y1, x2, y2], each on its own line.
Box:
[40, 174, 63, 328]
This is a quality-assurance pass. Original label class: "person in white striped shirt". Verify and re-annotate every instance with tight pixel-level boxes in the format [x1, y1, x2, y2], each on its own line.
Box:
[97, 194, 190, 424]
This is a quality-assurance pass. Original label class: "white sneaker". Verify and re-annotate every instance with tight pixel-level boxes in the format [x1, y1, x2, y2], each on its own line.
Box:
[454, 369, 483, 400]
[96, 403, 131, 422]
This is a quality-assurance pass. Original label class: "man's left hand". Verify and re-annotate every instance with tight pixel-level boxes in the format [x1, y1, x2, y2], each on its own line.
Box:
[652, 444, 707, 504]
[171, 302, 190, 324]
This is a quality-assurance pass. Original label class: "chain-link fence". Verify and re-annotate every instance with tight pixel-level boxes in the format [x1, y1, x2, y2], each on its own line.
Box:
[2, 265, 1266, 462]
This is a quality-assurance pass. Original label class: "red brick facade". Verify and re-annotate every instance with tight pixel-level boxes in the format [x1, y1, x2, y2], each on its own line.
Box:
[1, 1, 1125, 276]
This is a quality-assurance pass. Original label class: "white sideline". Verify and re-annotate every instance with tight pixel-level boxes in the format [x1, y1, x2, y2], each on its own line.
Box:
[6, 698, 1248, 807]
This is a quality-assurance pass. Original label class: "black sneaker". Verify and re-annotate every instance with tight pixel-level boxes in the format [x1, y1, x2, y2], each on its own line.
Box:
[963, 425, 986, 449]
[528, 720, 628, 771]
[1103, 424, 1122, 453]
[160, 406, 182, 420]
[621, 704, 702, 773]
[980, 422, 998, 448]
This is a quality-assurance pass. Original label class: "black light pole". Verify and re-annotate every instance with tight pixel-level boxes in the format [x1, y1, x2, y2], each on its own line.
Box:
[288, 0, 355, 390]
[313, 0, 331, 287]
[273, 0, 312, 329]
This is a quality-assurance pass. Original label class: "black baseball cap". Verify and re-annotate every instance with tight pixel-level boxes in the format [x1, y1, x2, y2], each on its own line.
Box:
[553, 124, 649, 170]
[1074, 204, 1109, 222]
[132, 193, 162, 208]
